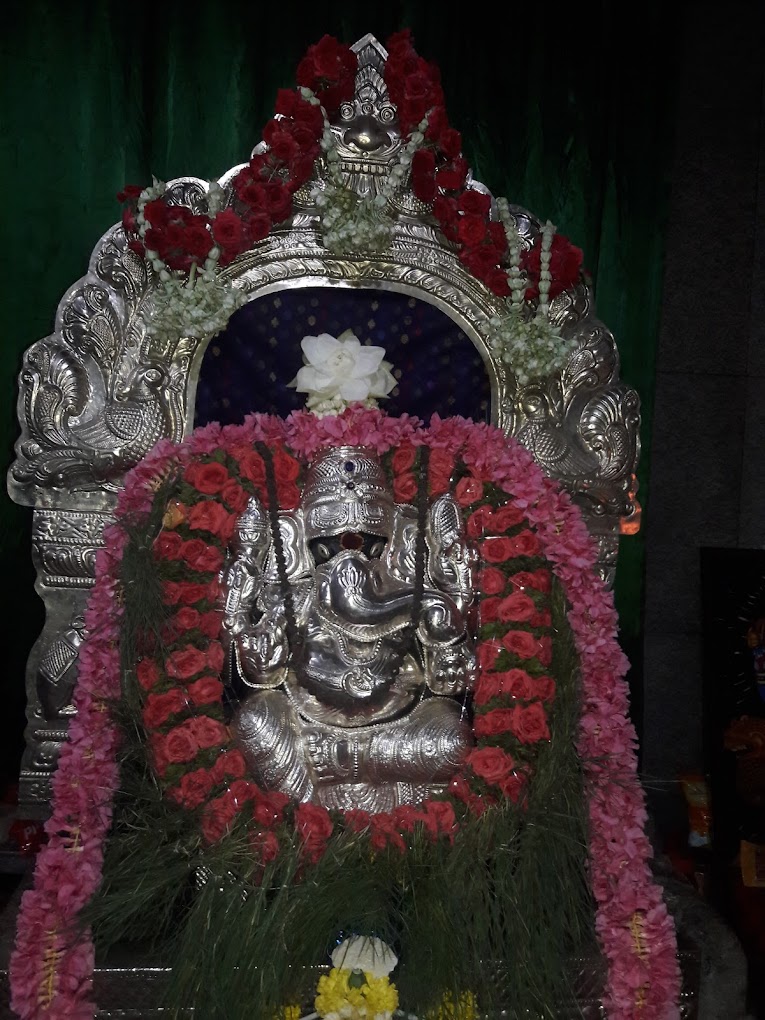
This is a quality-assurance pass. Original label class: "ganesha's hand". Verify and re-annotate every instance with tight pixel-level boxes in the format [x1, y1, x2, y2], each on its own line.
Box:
[237, 615, 289, 688]
[425, 642, 477, 696]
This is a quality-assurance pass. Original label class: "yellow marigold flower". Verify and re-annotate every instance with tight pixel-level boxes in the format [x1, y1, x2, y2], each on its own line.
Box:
[361, 974, 399, 1017]
[282, 1007, 301, 1020]
[429, 990, 477, 1020]
[315, 967, 365, 1018]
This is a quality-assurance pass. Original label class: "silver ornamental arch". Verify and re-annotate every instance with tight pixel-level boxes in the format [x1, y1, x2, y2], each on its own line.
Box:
[7, 33, 639, 807]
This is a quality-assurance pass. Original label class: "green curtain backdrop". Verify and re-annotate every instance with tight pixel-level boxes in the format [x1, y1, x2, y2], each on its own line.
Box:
[0, 0, 679, 785]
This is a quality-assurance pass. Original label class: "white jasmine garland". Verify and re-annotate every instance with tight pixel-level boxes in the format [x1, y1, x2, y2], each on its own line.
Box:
[289, 331, 396, 415]
[489, 207, 576, 385]
[149, 266, 247, 346]
[330, 936, 398, 978]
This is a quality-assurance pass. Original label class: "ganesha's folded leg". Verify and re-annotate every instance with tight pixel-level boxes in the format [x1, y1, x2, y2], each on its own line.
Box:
[367, 698, 473, 784]
[233, 689, 314, 802]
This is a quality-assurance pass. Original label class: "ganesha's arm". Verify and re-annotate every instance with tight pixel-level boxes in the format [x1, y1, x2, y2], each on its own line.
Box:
[235, 609, 290, 689]
[414, 593, 478, 697]
[421, 639, 478, 696]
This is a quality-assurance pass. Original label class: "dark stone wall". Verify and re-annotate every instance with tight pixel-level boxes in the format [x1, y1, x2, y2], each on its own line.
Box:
[642, 2, 765, 832]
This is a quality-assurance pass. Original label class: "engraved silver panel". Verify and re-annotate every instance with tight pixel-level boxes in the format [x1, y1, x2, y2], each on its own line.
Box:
[7, 33, 639, 806]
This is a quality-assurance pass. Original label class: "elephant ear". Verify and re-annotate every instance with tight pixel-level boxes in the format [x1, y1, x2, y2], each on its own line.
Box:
[384, 505, 418, 584]
[262, 510, 313, 583]
[427, 494, 477, 609]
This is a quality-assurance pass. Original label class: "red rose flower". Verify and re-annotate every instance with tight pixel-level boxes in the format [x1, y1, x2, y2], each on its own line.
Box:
[343, 809, 372, 833]
[251, 790, 290, 829]
[509, 702, 550, 744]
[166, 645, 208, 680]
[236, 449, 267, 487]
[212, 209, 249, 265]
[250, 829, 280, 864]
[530, 675, 556, 702]
[522, 233, 583, 300]
[181, 539, 224, 574]
[435, 158, 468, 192]
[184, 460, 230, 496]
[392, 443, 417, 473]
[369, 813, 406, 853]
[501, 630, 540, 660]
[277, 482, 301, 510]
[492, 504, 526, 532]
[392, 805, 425, 833]
[504, 668, 535, 699]
[454, 476, 484, 506]
[198, 610, 223, 639]
[411, 149, 436, 204]
[458, 190, 491, 217]
[473, 709, 515, 737]
[438, 127, 462, 160]
[466, 746, 514, 784]
[136, 658, 161, 691]
[245, 211, 272, 243]
[272, 446, 300, 483]
[481, 537, 514, 564]
[294, 802, 334, 861]
[172, 581, 214, 606]
[154, 530, 184, 560]
[220, 478, 250, 513]
[211, 749, 248, 783]
[466, 505, 494, 539]
[506, 530, 542, 558]
[117, 184, 143, 204]
[476, 639, 502, 671]
[529, 610, 552, 628]
[226, 779, 258, 807]
[477, 567, 506, 595]
[162, 724, 200, 765]
[428, 448, 454, 494]
[172, 767, 214, 810]
[498, 771, 526, 804]
[497, 591, 536, 624]
[187, 500, 235, 541]
[425, 800, 458, 838]
[263, 119, 300, 165]
[393, 472, 418, 503]
[206, 641, 225, 673]
[511, 569, 551, 593]
[201, 793, 237, 843]
[186, 676, 224, 706]
[484, 267, 511, 298]
[479, 597, 501, 624]
[457, 213, 488, 248]
[142, 689, 187, 729]
[474, 668, 534, 705]
[172, 606, 201, 633]
[186, 715, 228, 749]
[433, 195, 459, 240]
[473, 672, 505, 706]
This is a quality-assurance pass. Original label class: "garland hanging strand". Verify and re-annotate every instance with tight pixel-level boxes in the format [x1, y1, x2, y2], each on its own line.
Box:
[256, 441, 300, 656]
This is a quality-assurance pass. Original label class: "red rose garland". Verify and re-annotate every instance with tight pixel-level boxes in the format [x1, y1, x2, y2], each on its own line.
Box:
[138, 432, 556, 854]
[119, 33, 583, 307]
[9, 409, 681, 1020]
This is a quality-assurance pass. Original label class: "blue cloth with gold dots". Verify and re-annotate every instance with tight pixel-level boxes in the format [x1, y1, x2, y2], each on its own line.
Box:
[193, 288, 491, 426]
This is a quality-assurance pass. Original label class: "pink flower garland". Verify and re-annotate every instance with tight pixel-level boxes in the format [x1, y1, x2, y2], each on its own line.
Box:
[10, 408, 680, 1019]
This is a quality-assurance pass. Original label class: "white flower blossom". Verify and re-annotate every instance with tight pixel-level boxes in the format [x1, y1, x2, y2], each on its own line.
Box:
[149, 269, 246, 346]
[488, 305, 577, 386]
[330, 936, 398, 978]
[290, 331, 396, 415]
